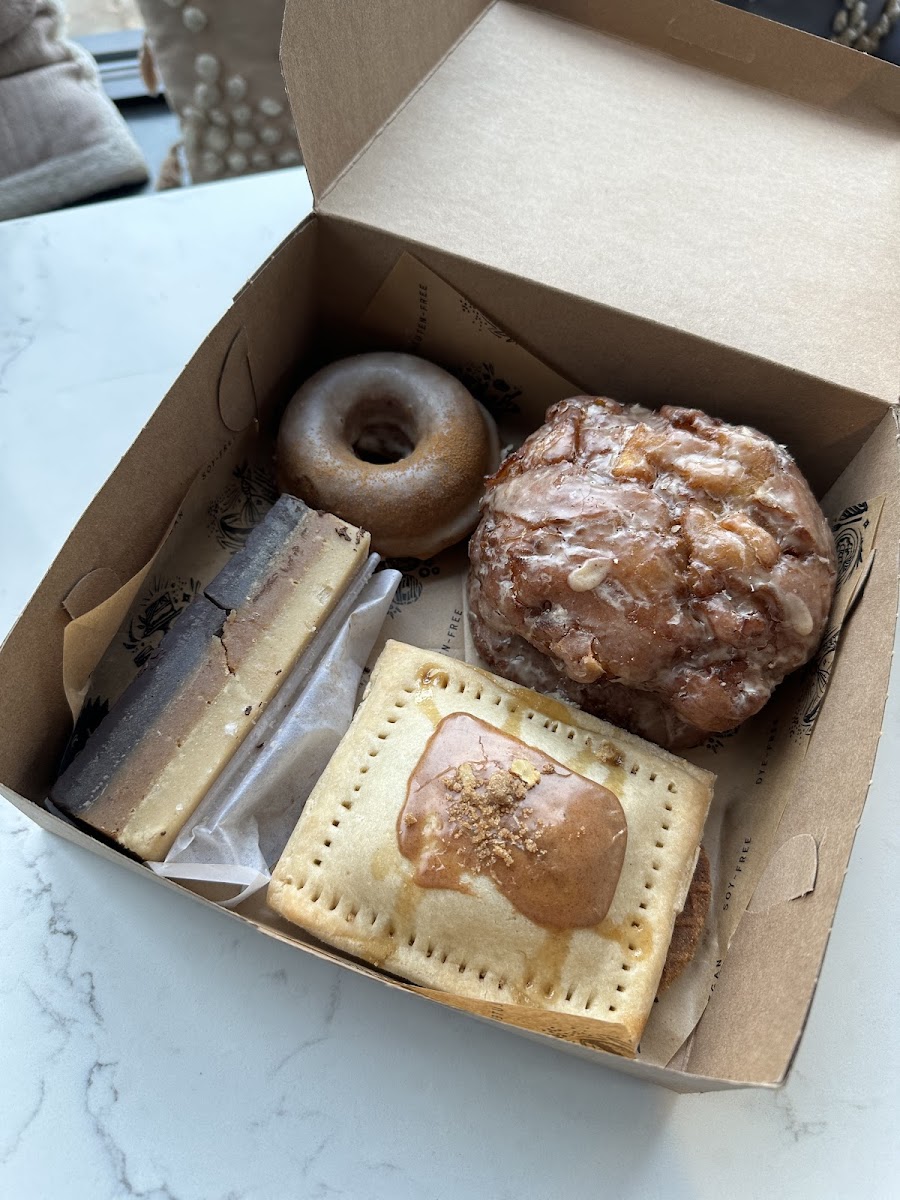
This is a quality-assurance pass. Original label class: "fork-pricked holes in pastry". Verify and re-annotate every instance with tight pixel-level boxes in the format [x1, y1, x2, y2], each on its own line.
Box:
[315, 686, 660, 1013]
[293, 863, 648, 1014]
[269, 643, 715, 1052]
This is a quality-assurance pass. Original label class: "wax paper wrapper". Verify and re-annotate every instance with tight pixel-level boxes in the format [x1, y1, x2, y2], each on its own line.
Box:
[150, 564, 400, 906]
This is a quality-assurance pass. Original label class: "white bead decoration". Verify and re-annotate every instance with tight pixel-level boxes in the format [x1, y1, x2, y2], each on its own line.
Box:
[195, 53, 220, 82]
[209, 109, 229, 128]
[193, 82, 220, 109]
[232, 105, 252, 127]
[204, 127, 230, 154]
[183, 6, 208, 32]
[258, 97, 284, 117]
[233, 130, 256, 150]
[182, 105, 204, 124]
[259, 126, 282, 146]
[251, 150, 271, 169]
[226, 151, 249, 172]
[225, 75, 248, 102]
[830, 0, 900, 51]
[200, 151, 223, 174]
[277, 149, 302, 166]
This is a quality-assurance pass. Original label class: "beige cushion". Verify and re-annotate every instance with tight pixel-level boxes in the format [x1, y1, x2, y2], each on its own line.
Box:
[0, 1, 147, 220]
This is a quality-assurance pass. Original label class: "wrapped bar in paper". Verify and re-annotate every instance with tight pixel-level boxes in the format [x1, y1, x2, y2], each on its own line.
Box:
[152, 564, 400, 905]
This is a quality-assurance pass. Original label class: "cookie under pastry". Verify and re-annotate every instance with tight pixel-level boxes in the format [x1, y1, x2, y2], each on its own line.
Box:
[658, 846, 712, 994]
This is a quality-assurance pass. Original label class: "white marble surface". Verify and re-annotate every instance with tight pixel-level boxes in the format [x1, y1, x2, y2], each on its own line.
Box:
[2, 168, 899, 1200]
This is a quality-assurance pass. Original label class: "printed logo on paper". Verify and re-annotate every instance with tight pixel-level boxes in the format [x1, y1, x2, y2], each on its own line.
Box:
[458, 297, 514, 343]
[384, 557, 442, 618]
[207, 460, 278, 552]
[123, 574, 202, 667]
[832, 501, 869, 590]
[791, 628, 841, 742]
[702, 727, 741, 755]
[456, 360, 523, 419]
[788, 500, 874, 746]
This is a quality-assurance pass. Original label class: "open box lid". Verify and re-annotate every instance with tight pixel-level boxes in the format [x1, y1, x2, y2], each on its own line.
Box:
[281, 0, 900, 403]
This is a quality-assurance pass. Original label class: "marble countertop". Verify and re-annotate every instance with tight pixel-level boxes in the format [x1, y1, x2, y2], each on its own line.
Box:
[2, 169, 898, 1200]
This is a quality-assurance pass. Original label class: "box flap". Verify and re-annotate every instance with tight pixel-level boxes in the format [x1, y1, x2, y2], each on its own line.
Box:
[281, 0, 491, 200]
[282, 0, 900, 400]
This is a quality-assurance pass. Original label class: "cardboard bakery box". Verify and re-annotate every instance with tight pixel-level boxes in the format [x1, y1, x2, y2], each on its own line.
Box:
[1, 0, 899, 1093]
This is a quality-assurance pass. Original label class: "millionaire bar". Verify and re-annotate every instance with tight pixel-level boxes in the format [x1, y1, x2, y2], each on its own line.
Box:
[51, 496, 370, 859]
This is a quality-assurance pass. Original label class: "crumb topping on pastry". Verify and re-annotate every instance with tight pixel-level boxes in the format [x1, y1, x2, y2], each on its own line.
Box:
[398, 712, 627, 928]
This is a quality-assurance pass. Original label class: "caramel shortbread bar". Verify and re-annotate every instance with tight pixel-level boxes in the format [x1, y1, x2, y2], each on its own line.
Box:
[52, 496, 370, 859]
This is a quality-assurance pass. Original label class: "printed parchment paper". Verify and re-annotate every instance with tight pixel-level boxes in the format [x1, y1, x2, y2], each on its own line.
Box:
[60, 429, 277, 770]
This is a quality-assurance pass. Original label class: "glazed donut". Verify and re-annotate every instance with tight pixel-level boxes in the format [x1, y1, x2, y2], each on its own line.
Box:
[469, 396, 837, 750]
[277, 353, 500, 559]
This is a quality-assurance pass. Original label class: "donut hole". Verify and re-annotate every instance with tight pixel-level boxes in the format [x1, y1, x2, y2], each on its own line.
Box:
[345, 394, 419, 466]
[352, 421, 416, 464]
